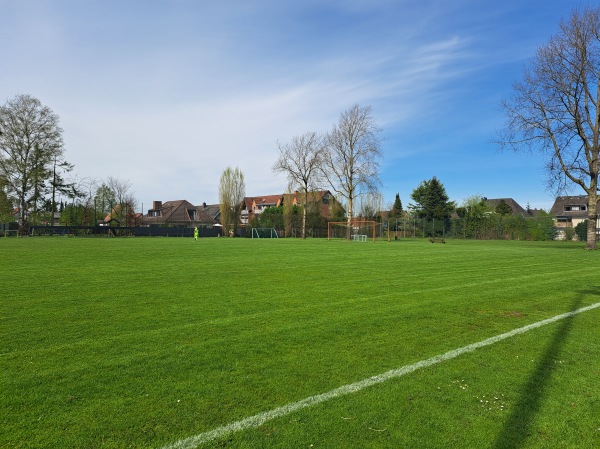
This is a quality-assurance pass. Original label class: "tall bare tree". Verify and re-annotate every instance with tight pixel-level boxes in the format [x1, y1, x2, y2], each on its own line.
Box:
[273, 132, 324, 238]
[500, 6, 600, 249]
[322, 104, 382, 236]
[0, 94, 67, 233]
[218, 166, 245, 237]
[106, 176, 137, 226]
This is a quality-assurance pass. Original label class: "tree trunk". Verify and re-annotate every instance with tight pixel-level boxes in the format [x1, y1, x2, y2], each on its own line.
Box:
[586, 191, 597, 250]
[302, 191, 308, 239]
[346, 198, 352, 240]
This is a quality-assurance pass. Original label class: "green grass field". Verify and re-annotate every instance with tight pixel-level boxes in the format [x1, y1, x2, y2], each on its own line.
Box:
[1, 237, 599, 448]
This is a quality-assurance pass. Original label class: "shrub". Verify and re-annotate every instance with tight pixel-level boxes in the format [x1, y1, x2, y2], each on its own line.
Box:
[575, 220, 588, 241]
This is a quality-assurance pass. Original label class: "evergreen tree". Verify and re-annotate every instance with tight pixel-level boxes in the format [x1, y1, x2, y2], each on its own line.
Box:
[410, 177, 455, 220]
[390, 193, 402, 219]
[495, 199, 513, 216]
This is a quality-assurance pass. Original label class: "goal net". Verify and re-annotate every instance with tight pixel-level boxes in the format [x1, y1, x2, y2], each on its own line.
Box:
[327, 221, 376, 242]
[251, 228, 279, 239]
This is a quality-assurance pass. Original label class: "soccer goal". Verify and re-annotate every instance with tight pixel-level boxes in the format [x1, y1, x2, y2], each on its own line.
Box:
[251, 228, 279, 239]
[328, 221, 376, 242]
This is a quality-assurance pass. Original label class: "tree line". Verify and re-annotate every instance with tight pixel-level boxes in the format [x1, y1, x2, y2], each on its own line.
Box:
[0, 95, 138, 233]
[2, 6, 599, 247]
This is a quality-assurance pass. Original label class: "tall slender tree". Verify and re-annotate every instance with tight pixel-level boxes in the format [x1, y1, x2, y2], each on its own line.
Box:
[49, 156, 75, 224]
[218, 167, 245, 237]
[389, 193, 403, 231]
[322, 104, 382, 237]
[273, 132, 324, 238]
[390, 193, 403, 218]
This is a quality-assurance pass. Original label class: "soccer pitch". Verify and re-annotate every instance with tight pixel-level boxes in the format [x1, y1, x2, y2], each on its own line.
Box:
[1, 237, 599, 448]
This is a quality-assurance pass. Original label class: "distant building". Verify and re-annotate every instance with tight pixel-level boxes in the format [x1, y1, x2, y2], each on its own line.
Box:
[550, 195, 600, 239]
[241, 194, 283, 225]
[483, 198, 534, 217]
[143, 200, 215, 227]
[197, 202, 221, 224]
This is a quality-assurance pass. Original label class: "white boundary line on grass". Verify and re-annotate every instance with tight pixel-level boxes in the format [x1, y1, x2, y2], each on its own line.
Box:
[160, 302, 600, 449]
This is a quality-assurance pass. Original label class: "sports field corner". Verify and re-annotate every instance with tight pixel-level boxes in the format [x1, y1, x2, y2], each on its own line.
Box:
[160, 301, 600, 449]
[1, 237, 599, 448]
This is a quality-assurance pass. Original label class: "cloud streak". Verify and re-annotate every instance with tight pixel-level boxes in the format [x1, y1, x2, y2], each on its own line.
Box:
[1, 0, 575, 209]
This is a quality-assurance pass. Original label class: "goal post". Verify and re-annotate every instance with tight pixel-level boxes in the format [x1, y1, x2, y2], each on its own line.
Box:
[327, 220, 376, 242]
[251, 228, 279, 239]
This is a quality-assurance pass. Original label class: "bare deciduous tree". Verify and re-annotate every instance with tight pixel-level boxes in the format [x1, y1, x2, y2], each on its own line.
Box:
[106, 176, 137, 226]
[500, 6, 600, 249]
[218, 166, 245, 237]
[322, 104, 383, 236]
[273, 132, 324, 238]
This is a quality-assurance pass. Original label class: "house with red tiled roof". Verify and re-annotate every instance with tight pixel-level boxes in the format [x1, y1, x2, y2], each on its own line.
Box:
[240, 190, 338, 226]
[289, 190, 335, 218]
[240, 194, 283, 225]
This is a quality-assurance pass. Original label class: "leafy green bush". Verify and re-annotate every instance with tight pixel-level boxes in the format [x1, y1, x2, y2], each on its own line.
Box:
[575, 219, 588, 241]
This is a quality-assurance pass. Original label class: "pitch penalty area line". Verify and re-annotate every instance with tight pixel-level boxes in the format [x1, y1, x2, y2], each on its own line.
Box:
[159, 301, 600, 449]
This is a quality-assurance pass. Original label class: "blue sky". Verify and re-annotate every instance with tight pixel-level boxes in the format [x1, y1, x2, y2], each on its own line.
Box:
[1, 0, 585, 211]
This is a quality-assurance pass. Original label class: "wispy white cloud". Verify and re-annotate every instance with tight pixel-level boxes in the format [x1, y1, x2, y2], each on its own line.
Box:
[1, 0, 575, 209]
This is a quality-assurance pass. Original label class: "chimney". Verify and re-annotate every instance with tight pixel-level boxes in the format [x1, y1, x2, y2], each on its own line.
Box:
[153, 201, 162, 210]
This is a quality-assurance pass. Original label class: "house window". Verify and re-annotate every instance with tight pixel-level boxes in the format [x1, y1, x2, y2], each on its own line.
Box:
[565, 205, 586, 211]
[188, 209, 196, 220]
[557, 216, 572, 223]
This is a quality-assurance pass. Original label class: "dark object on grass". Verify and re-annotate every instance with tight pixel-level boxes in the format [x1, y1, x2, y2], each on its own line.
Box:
[429, 238, 445, 244]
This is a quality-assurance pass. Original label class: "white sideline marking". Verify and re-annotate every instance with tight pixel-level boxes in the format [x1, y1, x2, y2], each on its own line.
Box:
[160, 302, 600, 449]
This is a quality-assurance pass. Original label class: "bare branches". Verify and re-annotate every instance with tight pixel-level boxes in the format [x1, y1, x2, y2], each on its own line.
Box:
[272, 105, 383, 238]
[322, 104, 383, 226]
[273, 132, 324, 238]
[273, 132, 324, 191]
[219, 167, 245, 236]
[500, 6, 600, 248]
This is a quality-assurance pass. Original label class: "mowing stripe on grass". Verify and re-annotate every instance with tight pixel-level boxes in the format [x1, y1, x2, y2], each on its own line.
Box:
[160, 302, 600, 449]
